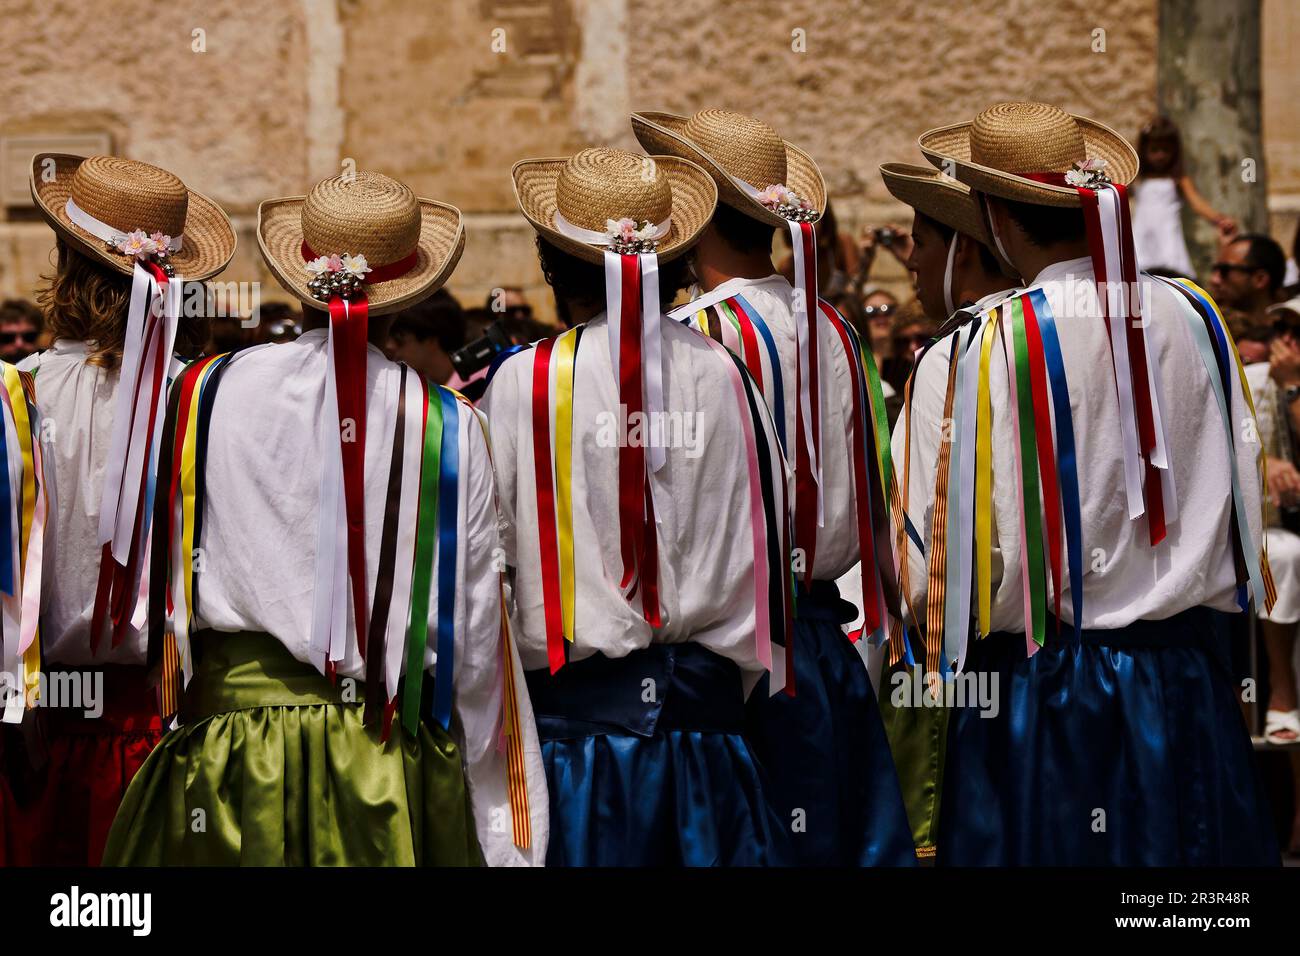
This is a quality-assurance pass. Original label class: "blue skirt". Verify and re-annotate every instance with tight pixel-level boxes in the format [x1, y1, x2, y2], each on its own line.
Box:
[938, 606, 1280, 866]
[746, 580, 916, 866]
[526, 643, 791, 866]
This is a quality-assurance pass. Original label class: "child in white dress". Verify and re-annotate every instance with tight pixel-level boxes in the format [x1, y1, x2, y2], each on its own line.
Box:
[1131, 115, 1235, 277]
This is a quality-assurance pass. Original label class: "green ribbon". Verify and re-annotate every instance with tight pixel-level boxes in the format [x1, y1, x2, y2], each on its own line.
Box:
[402, 380, 445, 735]
[1010, 297, 1046, 646]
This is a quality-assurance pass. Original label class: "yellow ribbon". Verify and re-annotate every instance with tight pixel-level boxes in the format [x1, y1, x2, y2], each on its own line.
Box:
[554, 327, 579, 642]
[4, 366, 39, 685]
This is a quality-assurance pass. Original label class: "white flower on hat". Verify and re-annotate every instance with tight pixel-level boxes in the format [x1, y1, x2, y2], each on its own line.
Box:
[305, 255, 333, 275]
[342, 254, 371, 277]
[114, 229, 158, 258]
[1064, 158, 1110, 189]
[149, 232, 175, 256]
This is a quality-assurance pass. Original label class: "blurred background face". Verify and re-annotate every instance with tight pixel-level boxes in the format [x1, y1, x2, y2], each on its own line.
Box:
[1210, 240, 1266, 310]
[905, 213, 949, 322]
[1143, 137, 1177, 175]
[0, 314, 40, 363]
[861, 290, 899, 349]
[386, 330, 454, 384]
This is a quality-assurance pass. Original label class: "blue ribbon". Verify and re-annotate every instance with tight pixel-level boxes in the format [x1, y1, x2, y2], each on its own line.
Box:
[432, 387, 461, 731]
[0, 391, 13, 596]
[733, 294, 788, 454]
[1031, 289, 1085, 639]
[1159, 278, 1264, 611]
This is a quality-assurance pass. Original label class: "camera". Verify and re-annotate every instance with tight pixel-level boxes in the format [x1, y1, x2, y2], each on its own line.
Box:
[450, 320, 513, 380]
[874, 226, 898, 248]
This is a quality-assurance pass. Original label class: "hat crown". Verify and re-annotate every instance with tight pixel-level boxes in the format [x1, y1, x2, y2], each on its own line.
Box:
[555, 147, 673, 233]
[683, 108, 788, 190]
[969, 101, 1087, 176]
[68, 156, 188, 238]
[301, 171, 421, 267]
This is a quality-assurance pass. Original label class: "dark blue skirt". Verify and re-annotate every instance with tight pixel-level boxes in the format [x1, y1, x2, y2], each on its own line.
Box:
[938, 606, 1280, 866]
[745, 580, 917, 866]
[526, 643, 791, 866]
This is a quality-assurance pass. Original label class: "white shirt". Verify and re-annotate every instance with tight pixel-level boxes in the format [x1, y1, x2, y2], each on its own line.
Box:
[671, 274, 861, 580]
[481, 313, 786, 687]
[19, 341, 146, 666]
[184, 330, 547, 866]
[893, 257, 1261, 631]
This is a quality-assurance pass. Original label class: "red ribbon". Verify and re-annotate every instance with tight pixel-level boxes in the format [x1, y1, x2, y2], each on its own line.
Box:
[301, 242, 420, 284]
[1078, 187, 1165, 544]
[531, 337, 566, 674]
[328, 296, 370, 658]
[1021, 295, 1064, 625]
[793, 222, 820, 589]
[617, 254, 645, 593]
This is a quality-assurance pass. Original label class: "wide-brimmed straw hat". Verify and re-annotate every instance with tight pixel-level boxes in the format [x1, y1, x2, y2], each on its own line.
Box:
[512, 146, 716, 265]
[918, 101, 1139, 208]
[879, 162, 994, 247]
[631, 109, 825, 227]
[258, 171, 464, 316]
[30, 154, 236, 280]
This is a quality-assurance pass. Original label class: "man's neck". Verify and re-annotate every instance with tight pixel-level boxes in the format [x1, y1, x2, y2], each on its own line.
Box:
[957, 272, 1018, 308]
[302, 308, 392, 347]
[693, 230, 774, 293]
[1014, 239, 1091, 286]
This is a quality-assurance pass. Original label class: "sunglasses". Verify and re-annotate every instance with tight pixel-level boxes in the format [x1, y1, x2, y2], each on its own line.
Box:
[1211, 262, 1257, 277]
[862, 303, 897, 319]
[0, 331, 36, 345]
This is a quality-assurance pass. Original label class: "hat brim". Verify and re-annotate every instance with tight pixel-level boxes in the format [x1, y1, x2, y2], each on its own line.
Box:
[880, 162, 993, 246]
[631, 111, 826, 227]
[30, 153, 237, 281]
[257, 196, 464, 317]
[917, 114, 1139, 208]
[512, 154, 717, 265]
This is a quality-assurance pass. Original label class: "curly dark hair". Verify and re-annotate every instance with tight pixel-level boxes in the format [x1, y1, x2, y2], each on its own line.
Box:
[36, 239, 208, 368]
[535, 237, 692, 323]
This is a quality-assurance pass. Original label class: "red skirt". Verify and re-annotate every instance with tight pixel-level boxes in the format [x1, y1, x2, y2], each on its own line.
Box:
[1, 665, 162, 866]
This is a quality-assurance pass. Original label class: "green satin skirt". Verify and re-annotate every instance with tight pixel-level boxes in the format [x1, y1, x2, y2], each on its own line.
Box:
[878, 663, 950, 861]
[102, 631, 482, 866]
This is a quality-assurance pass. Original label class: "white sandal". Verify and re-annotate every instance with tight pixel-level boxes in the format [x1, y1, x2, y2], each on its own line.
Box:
[1264, 708, 1300, 745]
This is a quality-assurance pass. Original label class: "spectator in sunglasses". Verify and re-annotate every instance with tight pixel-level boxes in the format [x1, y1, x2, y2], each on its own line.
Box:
[1209, 233, 1286, 319]
[0, 298, 43, 363]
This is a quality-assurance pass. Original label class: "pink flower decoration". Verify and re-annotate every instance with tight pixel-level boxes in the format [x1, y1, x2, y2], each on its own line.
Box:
[326, 254, 345, 272]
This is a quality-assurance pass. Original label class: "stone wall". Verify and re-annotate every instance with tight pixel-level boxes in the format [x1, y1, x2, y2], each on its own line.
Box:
[0, 0, 1295, 318]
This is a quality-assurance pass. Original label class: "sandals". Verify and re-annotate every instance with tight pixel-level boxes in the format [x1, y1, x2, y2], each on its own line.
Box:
[1264, 708, 1300, 745]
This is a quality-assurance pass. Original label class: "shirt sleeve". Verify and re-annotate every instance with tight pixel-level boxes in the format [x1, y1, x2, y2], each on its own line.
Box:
[446, 403, 549, 866]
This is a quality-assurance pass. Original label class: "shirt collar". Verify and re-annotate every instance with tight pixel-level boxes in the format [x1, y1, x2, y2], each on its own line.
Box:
[1030, 255, 1093, 286]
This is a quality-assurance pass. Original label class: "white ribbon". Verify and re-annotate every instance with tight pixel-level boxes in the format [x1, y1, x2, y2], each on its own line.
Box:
[553, 211, 670, 248]
[64, 198, 183, 252]
[943, 232, 959, 317]
[384, 369, 425, 699]
[1096, 187, 1146, 520]
[310, 309, 350, 670]
[640, 253, 665, 472]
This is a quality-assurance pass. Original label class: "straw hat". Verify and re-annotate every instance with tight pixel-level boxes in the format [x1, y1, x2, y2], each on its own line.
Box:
[512, 146, 716, 265]
[879, 162, 993, 247]
[258, 171, 464, 316]
[30, 154, 236, 280]
[918, 101, 1139, 208]
[630, 109, 825, 227]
